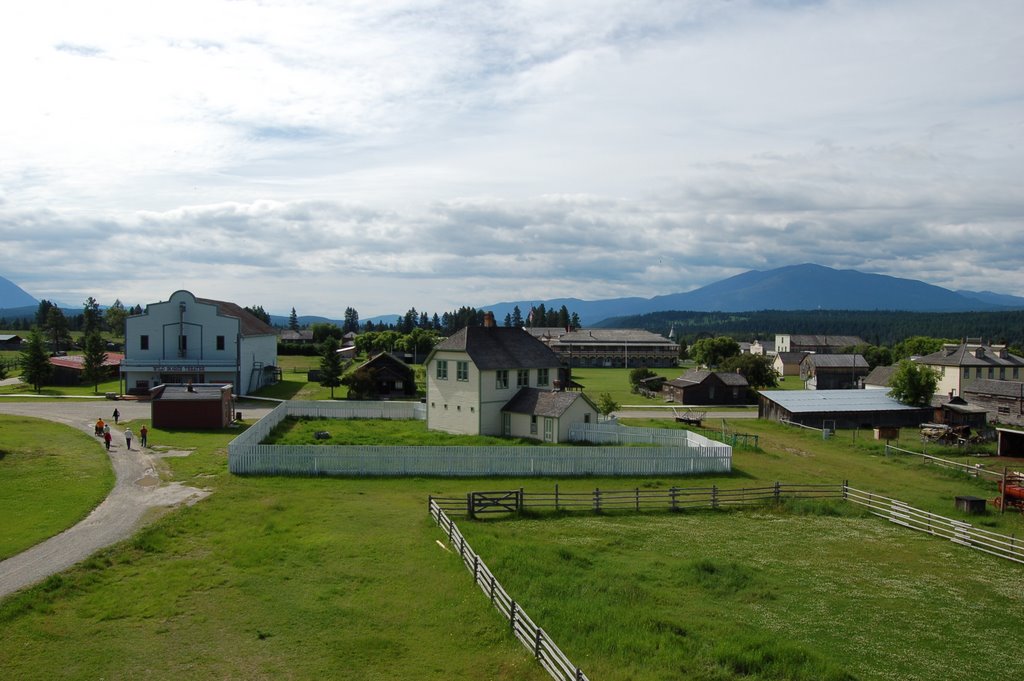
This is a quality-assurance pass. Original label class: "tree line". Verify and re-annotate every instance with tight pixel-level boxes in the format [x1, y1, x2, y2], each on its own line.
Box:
[606, 308, 1024, 349]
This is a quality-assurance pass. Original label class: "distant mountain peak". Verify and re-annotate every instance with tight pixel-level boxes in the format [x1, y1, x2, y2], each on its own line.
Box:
[0, 276, 39, 309]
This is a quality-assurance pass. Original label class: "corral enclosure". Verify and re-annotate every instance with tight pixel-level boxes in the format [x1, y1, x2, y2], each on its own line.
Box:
[227, 401, 731, 477]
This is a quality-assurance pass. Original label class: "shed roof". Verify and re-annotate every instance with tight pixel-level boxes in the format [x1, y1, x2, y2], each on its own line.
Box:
[863, 365, 897, 387]
[759, 389, 920, 414]
[48, 353, 124, 370]
[963, 379, 1024, 398]
[802, 354, 869, 369]
[667, 369, 749, 388]
[502, 388, 593, 418]
[150, 383, 233, 401]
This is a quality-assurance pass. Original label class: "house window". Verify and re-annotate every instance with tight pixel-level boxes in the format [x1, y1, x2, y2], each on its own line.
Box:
[584, 413, 591, 424]
[988, 367, 995, 379]
[976, 368, 982, 378]
[963, 367, 970, 378]
[456, 361, 469, 381]
[1015, 368, 1020, 379]
[436, 360, 448, 380]
[530, 415, 537, 434]
[538, 368, 549, 386]
[178, 335, 187, 352]
[517, 369, 529, 388]
[999, 406, 1011, 415]
[496, 370, 509, 390]
[216, 335, 225, 351]
[140, 335, 149, 350]
[1000, 368, 1005, 380]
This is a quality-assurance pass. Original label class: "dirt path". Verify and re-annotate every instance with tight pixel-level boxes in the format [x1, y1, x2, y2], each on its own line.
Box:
[0, 401, 223, 598]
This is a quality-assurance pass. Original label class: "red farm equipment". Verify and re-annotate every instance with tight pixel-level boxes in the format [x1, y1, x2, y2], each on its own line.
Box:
[993, 472, 1024, 513]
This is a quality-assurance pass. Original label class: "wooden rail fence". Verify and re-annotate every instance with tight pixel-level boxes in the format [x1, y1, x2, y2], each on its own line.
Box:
[429, 499, 590, 681]
[883, 444, 1004, 482]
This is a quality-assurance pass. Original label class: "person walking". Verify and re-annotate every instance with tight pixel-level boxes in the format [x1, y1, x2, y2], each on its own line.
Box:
[139, 425, 148, 448]
[103, 422, 110, 437]
[124, 427, 133, 450]
[112, 408, 120, 425]
[103, 430, 112, 450]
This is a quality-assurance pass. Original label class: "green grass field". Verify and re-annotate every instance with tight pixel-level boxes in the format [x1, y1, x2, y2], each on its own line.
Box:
[3, 409, 1024, 679]
[0, 415, 115, 560]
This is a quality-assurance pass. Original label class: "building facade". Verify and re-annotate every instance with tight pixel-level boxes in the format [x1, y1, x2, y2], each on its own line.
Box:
[775, 334, 864, 354]
[426, 315, 564, 436]
[120, 290, 278, 396]
[915, 341, 1024, 398]
[528, 328, 679, 368]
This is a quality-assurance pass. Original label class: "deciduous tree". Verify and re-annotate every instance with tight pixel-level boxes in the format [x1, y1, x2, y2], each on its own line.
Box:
[690, 336, 741, 368]
[719, 353, 778, 389]
[888, 360, 939, 407]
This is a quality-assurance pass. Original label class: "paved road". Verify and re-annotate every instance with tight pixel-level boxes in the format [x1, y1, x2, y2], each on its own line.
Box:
[0, 399, 272, 598]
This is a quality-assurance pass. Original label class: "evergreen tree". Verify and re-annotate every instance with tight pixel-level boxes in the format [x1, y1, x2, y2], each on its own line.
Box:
[431, 313, 441, 331]
[288, 307, 300, 331]
[570, 312, 581, 329]
[20, 328, 52, 393]
[503, 313, 512, 327]
[81, 331, 109, 393]
[35, 300, 55, 327]
[45, 307, 71, 354]
[83, 297, 101, 334]
[343, 307, 360, 333]
[318, 336, 343, 399]
[511, 306, 523, 327]
[244, 305, 271, 324]
[557, 305, 570, 329]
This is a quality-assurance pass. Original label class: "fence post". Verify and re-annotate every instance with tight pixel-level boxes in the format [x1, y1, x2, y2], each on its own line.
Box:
[711, 485, 718, 510]
[510, 600, 517, 632]
[467, 493, 475, 520]
[518, 487, 524, 515]
[489, 573, 497, 605]
[635, 487, 640, 512]
[842, 480, 848, 500]
[594, 488, 601, 513]
[670, 486, 678, 512]
[534, 628, 544, 658]
[472, 554, 479, 584]
[555, 483, 560, 512]
[774, 481, 781, 504]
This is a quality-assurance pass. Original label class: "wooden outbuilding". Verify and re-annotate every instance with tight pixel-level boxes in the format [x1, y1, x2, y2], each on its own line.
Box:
[150, 383, 234, 429]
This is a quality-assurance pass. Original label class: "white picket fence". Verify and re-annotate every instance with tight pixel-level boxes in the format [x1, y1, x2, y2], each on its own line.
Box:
[228, 401, 731, 476]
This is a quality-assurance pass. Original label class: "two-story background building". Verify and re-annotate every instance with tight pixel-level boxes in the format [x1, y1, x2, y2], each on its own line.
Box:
[527, 327, 678, 368]
[915, 340, 1024, 398]
[120, 290, 278, 396]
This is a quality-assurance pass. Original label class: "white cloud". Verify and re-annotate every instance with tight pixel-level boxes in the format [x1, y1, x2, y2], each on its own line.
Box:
[0, 0, 1022, 316]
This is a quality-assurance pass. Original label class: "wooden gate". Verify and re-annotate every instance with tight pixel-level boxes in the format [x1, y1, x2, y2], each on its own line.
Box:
[470, 490, 522, 517]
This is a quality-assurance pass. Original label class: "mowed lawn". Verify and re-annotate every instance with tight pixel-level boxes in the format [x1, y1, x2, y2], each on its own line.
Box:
[2, 412, 1024, 679]
[0, 415, 115, 560]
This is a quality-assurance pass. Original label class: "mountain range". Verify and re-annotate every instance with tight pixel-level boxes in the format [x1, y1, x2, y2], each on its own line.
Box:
[478, 264, 1024, 326]
[2, 264, 1023, 327]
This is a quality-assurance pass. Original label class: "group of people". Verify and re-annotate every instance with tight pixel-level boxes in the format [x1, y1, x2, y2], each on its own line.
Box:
[93, 409, 148, 451]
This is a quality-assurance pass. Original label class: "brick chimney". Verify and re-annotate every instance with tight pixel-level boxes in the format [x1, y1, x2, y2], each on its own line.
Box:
[483, 311, 495, 328]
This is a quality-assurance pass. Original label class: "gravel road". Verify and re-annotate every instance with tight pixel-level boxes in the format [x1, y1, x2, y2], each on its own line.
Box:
[0, 398, 272, 598]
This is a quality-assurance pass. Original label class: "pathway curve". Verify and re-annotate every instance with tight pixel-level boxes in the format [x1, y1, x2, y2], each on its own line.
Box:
[0, 400, 268, 598]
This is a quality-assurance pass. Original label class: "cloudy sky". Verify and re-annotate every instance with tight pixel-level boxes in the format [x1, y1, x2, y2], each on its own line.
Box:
[2, 0, 1021, 319]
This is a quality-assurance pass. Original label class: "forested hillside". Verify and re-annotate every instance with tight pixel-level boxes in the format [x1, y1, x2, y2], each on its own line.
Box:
[598, 309, 1024, 348]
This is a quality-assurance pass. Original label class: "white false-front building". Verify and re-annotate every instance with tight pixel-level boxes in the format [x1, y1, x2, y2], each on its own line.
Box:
[120, 290, 278, 396]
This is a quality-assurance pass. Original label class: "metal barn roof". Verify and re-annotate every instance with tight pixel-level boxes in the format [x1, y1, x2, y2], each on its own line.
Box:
[758, 389, 920, 414]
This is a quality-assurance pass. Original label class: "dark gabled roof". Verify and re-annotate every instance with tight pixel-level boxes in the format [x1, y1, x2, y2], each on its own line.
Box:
[863, 365, 897, 387]
[802, 354, 868, 369]
[353, 352, 414, 379]
[666, 369, 749, 388]
[962, 379, 1024, 398]
[502, 387, 594, 418]
[197, 297, 277, 337]
[917, 343, 1024, 368]
[150, 383, 233, 401]
[433, 326, 560, 370]
[775, 352, 808, 363]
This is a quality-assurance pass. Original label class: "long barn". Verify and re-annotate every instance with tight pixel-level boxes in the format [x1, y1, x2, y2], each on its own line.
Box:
[758, 389, 930, 430]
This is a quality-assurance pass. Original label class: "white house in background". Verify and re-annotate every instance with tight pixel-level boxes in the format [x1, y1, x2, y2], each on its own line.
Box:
[914, 339, 1024, 398]
[426, 312, 590, 439]
[120, 290, 278, 396]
